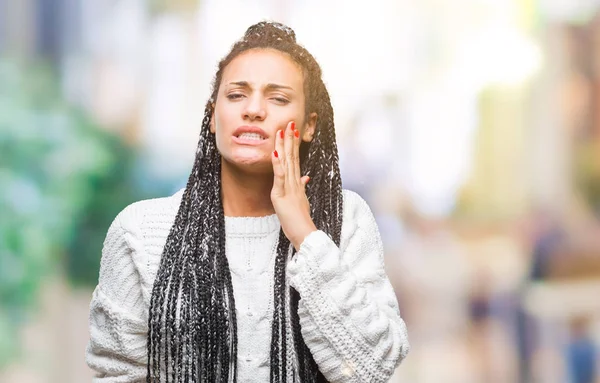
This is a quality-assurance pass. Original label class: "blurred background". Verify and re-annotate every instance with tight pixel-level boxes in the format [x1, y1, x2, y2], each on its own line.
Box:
[2, 0, 600, 382]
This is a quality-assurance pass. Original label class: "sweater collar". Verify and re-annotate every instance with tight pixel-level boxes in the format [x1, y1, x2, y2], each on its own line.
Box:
[224, 214, 280, 236]
[171, 188, 281, 236]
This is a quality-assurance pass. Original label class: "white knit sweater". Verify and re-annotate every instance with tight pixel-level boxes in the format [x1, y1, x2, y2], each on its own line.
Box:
[86, 188, 409, 382]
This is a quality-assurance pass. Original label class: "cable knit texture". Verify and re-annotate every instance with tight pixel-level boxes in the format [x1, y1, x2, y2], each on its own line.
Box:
[86, 188, 410, 382]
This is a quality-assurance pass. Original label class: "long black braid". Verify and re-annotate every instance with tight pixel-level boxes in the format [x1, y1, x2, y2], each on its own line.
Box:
[146, 21, 343, 383]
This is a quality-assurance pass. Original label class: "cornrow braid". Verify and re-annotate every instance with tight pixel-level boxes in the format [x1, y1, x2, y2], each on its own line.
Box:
[147, 21, 342, 383]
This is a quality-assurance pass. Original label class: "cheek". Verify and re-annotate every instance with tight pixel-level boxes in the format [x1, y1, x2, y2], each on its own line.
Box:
[272, 108, 305, 128]
[213, 109, 234, 136]
[211, 116, 227, 152]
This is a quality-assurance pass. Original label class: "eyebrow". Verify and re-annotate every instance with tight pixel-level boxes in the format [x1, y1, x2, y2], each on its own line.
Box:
[228, 81, 294, 91]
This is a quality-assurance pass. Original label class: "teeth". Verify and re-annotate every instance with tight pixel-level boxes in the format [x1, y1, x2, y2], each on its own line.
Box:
[238, 133, 264, 140]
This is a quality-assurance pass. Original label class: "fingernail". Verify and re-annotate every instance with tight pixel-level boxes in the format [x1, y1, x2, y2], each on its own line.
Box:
[294, 130, 299, 138]
[279, 130, 284, 139]
[291, 121, 296, 131]
[306, 176, 310, 183]
[274, 150, 278, 158]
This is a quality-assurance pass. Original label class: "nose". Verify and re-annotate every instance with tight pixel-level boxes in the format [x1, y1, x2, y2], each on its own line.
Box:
[243, 93, 266, 121]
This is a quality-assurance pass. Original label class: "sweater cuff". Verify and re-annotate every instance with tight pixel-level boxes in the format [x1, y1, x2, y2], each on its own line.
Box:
[287, 230, 348, 288]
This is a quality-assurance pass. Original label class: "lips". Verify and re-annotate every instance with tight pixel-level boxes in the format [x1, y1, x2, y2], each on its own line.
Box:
[231, 125, 270, 146]
[232, 125, 268, 139]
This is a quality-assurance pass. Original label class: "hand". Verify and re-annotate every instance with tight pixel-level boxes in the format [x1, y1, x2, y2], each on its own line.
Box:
[271, 121, 317, 251]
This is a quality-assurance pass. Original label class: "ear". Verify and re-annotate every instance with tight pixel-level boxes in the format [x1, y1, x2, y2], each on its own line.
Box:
[209, 104, 216, 134]
[302, 112, 317, 142]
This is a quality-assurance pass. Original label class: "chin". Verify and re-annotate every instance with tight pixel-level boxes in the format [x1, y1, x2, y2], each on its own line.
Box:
[225, 155, 273, 174]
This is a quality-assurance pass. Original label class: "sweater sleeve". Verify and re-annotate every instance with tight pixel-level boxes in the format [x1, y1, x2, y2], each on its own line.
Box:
[286, 191, 410, 383]
[86, 206, 148, 383]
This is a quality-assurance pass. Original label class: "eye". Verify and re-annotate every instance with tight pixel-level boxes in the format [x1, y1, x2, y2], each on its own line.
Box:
[227, 93, 244, 100]
[271, 97, 290, 105]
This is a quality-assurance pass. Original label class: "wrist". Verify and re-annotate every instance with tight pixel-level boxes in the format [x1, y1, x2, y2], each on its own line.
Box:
[291, 223, 318, 251]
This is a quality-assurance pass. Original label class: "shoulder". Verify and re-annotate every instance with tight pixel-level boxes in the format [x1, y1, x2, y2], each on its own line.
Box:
[100, 188, 185, 296]
[107, 188, 184, 240]
[341, 188, 374, 221]
[339, 189, 380, 246]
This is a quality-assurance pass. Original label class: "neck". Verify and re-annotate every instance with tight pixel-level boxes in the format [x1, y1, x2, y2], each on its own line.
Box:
[220, 159, 275, 217]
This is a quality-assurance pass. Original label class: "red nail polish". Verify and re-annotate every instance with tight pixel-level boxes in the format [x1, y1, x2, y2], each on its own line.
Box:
[306, 176, 310, 183]
[291, 121, 296, 131]
[279, 130, 284, 139]
[274, 150, 278, 158]
[294, 130, 299, 138]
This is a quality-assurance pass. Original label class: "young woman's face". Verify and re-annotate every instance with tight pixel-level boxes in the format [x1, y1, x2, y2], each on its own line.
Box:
[211, 48, 316, 174]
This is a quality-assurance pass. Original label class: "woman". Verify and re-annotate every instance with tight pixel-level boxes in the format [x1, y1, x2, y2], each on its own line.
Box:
[86, 21, 409, 383]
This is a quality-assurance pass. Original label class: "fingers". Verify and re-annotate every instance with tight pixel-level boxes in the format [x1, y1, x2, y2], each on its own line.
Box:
[273, 120, 303, 191]
[272, 124, 287, 193]
[271, 149, 285, 191]
[283, 121, 297, 182]
[275, 125, 285, 169]
[300, 175, 310, 190]
[292, 122, 301, 181]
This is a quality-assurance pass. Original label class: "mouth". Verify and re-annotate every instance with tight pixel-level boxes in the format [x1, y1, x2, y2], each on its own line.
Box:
[232, 130, 269, 146]
[232, 126, 269, 143]
[235, 132, 267, 141]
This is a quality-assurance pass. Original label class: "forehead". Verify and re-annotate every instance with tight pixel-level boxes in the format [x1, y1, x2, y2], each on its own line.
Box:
[221, 48, 304, 88]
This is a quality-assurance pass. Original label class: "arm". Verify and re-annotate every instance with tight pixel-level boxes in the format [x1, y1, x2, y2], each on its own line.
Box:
[86, 207, 148, 382]
[287, 191, 410, 383]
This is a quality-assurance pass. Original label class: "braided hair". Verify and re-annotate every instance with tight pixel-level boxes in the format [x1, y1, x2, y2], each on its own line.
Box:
[146, 21, 343, 383]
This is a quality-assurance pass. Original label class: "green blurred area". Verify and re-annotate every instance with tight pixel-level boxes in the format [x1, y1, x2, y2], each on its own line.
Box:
[0, 58, 157, 367]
